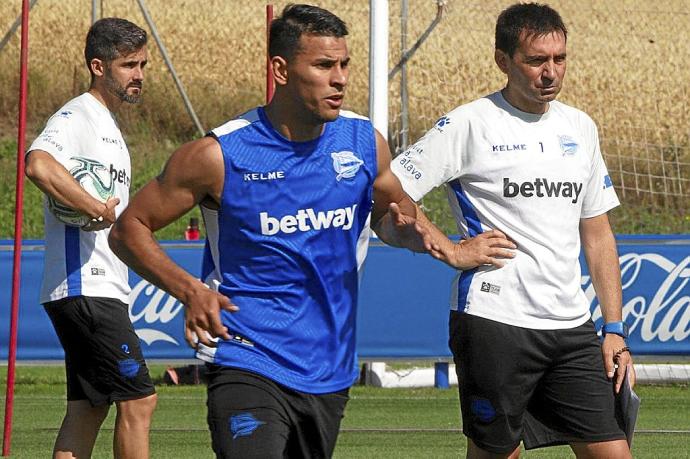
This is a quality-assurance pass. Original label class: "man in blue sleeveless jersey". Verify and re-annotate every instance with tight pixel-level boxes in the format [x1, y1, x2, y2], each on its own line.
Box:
[26, 18, 156, 459]
[109, 5, 462, 458]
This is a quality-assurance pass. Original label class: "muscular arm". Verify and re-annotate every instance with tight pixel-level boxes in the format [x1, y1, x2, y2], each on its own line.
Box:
[370, 130, 428, 251]
[580, 213, 634, 391]
[109, 137, 237, 345]
[25, 150, 118, 229]
[417, 210, 516, 270]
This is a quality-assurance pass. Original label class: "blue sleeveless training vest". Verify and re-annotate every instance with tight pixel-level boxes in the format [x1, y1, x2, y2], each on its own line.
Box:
[199, 107, 377, 393]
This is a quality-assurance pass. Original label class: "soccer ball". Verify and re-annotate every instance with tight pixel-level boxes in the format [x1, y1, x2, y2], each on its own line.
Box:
[47, 156, 115, 227]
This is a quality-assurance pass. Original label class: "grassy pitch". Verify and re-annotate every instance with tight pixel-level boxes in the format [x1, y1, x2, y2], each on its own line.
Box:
[1, 365, 688, 458]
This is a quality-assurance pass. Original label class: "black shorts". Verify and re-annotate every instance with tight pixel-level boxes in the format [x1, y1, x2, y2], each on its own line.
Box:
[449, 312, 626, 454]
[44, 296, 155, 406]
[205, 365, 349, 459]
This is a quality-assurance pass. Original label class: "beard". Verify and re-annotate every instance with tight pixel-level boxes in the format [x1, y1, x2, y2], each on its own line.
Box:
[105, 69, 142, 104]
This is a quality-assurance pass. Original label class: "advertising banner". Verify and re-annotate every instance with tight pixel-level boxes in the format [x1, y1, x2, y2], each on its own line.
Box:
[1, 237, 688, 360]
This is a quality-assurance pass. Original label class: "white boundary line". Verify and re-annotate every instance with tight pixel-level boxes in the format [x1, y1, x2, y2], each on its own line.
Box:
[365, 363, 690, 387]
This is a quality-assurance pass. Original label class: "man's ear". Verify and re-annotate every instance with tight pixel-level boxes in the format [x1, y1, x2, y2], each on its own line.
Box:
[90, 58, 106, 77]
[270, 56, 289, 86]
[494, 49, 509, 75]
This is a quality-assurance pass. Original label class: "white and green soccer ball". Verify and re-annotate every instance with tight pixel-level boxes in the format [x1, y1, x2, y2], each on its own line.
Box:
[47, 156, 115, 227]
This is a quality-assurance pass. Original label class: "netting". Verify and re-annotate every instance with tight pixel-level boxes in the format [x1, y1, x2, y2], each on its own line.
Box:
[0, 0, 687, 208]
[386, 0, 689, 208]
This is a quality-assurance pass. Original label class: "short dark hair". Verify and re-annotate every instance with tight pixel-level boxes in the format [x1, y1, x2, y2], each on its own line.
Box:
[84, 18, 147, 74]
[495, 3, 567, 56]
[269, 4, 348, 59]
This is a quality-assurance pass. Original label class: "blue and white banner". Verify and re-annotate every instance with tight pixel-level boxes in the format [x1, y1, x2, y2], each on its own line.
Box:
[586, 238, 690, 355]
[1, 236, 688, 360]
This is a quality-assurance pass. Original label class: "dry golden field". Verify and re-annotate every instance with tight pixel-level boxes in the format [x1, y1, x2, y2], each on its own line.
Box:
[0, 0, 688, 208]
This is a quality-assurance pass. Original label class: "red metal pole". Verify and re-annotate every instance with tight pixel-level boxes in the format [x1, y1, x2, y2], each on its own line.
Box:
[3, 0, 30, 455]
[266, 4, 274, 104]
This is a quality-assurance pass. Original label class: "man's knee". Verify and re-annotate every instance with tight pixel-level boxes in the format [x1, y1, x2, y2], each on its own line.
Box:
[569, 439, 631, 459]
[467, 438, 521, 459]
[116, 393, 157, 423]
[65, 399, 109, 425]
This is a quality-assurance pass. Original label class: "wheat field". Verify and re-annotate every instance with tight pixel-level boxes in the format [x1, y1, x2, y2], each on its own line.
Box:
[0, 0, 688, 207]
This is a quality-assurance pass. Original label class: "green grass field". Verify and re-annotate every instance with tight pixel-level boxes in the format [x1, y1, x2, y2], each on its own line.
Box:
[0, 365, 688, 458]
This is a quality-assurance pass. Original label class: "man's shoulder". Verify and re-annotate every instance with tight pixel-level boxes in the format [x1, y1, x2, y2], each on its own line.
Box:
[210, 107, 261, 139]
[443, 93, 503, 120]
[338, 110, 370, 122]
[422, 93, 499, 135]
[333, 110, 374, 135]
[31, 95, 92, 150]
[550, 100, 596, 127]
[46, 95, 93, 125]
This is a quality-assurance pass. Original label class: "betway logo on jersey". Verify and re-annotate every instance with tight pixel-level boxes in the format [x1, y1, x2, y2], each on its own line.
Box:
[260, 204, 357, 235]
[109, 164, 131, 187]
[503, 178, 583, 204]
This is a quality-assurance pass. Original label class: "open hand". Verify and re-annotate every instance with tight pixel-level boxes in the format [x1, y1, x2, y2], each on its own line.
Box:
[183, 286, 239, 349]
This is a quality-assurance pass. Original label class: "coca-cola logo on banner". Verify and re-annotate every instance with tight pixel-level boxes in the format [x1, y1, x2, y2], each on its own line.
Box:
[130, 279, 185, 346]
[585, 253, 690, 343]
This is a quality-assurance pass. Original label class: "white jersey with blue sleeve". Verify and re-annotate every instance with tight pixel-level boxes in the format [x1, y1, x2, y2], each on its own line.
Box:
[28, 93, 131, 304]
[392, 91, 619, 330]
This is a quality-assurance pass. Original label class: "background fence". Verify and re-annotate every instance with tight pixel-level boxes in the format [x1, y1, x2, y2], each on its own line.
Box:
[1, 1, 688, 216]
[385, 1, 689, 206]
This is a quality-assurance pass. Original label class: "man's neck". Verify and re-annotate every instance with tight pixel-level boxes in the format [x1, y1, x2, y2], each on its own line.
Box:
[88, 86, 122, 114]
[264, 98, 324, 142]
[501, 87, 549, 115]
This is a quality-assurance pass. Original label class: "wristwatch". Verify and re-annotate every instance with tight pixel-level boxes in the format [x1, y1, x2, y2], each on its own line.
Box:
[601, 321, 629, 338]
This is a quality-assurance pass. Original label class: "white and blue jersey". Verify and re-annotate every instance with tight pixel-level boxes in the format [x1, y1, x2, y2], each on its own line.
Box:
[392, 91, 619, 330]
[28, 93, 132, 304]
[198, 107, 377, 394]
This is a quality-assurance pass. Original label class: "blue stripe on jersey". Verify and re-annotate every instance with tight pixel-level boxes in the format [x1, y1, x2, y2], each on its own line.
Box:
[450, 180, 482, 312]
[450, 180, 482, 236]
[64, 226, 81, 295]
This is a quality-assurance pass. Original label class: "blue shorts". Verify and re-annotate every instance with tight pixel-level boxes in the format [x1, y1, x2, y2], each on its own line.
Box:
[449, 312, 626, 453]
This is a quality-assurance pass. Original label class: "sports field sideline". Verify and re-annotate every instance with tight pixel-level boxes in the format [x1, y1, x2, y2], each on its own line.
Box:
[1, 365, 688, 458]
